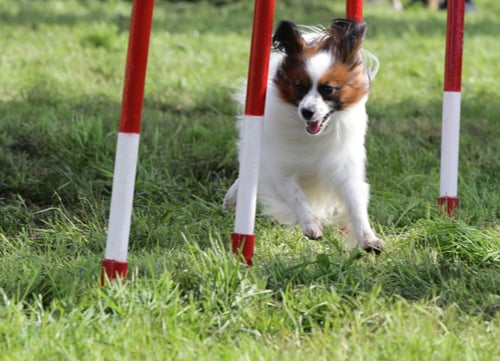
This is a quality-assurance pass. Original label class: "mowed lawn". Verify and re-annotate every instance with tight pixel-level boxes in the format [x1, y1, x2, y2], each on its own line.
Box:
[0, 0, 499, 360]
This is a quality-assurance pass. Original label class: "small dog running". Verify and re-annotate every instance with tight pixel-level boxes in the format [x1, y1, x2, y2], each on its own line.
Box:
[223, 18, 384, 253]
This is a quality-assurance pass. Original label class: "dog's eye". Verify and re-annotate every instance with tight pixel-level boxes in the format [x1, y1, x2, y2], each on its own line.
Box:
[294, 83, 308, 97]
[318, 84, 340, 97]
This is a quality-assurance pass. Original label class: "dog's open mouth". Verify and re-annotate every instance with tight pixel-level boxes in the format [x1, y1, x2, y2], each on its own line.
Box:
[305, 111, 333, 135]
[306, 120, 322, 135]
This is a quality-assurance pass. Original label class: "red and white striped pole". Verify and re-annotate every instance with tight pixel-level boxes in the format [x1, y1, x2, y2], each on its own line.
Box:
[101, 0, 155, 284]
[439, 0, 465, 216]
[346, 0, 363, 23]
[231, 0, 275, 266]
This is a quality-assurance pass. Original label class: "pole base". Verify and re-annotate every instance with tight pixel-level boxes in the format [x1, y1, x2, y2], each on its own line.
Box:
[438, 196, 459, 216]
[231, 233, 255, 266]
[101, 259, 128, 285]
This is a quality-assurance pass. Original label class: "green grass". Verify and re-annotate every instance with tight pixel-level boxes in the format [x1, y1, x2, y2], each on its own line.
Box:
[0, 0, 499, 360]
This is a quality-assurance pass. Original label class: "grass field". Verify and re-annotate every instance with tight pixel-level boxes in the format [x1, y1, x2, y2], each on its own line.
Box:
[0, 0, 499, 360]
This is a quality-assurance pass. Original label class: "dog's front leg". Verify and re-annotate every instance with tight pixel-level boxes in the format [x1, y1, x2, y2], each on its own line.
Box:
[278, 177, 323, 240]
[337, 179, 385, 252]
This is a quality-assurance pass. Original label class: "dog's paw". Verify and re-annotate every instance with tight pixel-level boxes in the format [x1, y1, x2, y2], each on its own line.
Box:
[301, 218, 323, 240]
[360, 238, 385, 255]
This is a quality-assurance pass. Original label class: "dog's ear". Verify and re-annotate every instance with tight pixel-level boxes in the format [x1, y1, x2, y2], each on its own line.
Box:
[328, 18, 366, 63]
[273, 20, 305, 55]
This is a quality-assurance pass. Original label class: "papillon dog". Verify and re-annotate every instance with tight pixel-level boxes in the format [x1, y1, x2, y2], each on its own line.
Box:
[223, 18, 385, 253]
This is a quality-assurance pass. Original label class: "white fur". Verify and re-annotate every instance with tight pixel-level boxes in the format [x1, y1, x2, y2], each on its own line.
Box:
[224, 32, 384, 252]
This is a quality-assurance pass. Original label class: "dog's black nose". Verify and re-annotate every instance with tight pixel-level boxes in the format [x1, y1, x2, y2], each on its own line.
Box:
[301, 108, 314, 120]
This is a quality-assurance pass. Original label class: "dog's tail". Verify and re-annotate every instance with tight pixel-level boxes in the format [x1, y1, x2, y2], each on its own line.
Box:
[361, 48, 380, 83]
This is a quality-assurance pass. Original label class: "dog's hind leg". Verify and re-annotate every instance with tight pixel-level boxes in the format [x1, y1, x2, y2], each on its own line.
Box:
[222, 179, 239, 211]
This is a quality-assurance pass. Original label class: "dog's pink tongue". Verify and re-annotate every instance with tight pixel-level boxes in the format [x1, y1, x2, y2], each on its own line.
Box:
[306, 120, 321, 134]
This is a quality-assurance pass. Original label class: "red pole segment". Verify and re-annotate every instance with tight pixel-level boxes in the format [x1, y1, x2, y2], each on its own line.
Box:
[231, 0, 275, 266]
[244, 0, 276, 116]
[438, 0, 465, 216]
[443, 0, 465, 93]
[346, 0, 363, 23]
[119, 0, 155, 134]
[101, 0, 155, 284]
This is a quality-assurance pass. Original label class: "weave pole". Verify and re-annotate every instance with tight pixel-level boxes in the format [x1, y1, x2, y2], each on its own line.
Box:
[101, 0, 155, 284]
[438, 0, 465, 216]
[346, 0, 363, 23]
[231, 0, 275, 266]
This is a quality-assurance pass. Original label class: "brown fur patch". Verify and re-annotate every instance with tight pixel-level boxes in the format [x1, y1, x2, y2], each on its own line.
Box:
[318, 62, 370, 110]
[273, 56, 311, 106]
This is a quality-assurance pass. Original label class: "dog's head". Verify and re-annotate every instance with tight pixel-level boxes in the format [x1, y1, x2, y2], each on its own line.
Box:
[272, 19, 371, 135]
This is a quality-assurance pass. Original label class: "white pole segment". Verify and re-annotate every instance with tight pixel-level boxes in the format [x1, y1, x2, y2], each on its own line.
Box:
[233, 115, 264, 235]
[439, 91, 461, 198]
[105, 132, 141, 262]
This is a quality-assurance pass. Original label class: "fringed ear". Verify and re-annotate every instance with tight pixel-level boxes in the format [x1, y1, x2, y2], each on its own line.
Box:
[329, 18, 367, 63]
[272, 20, 305, 55]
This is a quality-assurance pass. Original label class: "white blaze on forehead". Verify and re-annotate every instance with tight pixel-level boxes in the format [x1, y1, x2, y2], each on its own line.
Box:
[300, 51, 336, 124]
[306, 51, 334, 84]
